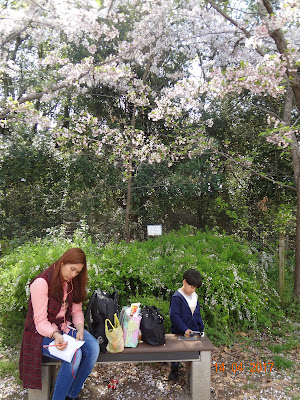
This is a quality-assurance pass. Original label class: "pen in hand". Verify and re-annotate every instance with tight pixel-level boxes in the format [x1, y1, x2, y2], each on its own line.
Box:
[43, 341, 68, 350]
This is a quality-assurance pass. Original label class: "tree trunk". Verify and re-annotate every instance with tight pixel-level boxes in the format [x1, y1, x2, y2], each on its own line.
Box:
[279, 232, 285, 298]
[124, 117, 135, 244]
[124, 171, 133, 243]
[123, 57, 153, 243]
[283, 88, 300, 298]
[294, 187, 300, 297]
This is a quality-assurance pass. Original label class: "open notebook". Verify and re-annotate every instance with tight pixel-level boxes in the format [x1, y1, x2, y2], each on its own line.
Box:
[48, 334, 85, 363]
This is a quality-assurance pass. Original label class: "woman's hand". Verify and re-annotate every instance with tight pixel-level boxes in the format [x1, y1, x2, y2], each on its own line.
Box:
[53, 332, 68, 350]
[75, 323, 84, 341]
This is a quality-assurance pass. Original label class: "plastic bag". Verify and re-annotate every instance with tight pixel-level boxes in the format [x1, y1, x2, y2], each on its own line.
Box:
[120, 305, 141, 348]
[105, 313, 124, 353]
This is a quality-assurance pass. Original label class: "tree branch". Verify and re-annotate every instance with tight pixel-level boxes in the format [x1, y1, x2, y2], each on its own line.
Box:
[0, 55, 121, 120]
[204, 0, 265, 56]
[260, 0, 300, 114]
[217, 150, 297, 192]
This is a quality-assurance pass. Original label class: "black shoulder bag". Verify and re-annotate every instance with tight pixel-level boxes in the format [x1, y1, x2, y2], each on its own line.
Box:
[140, 305, 166, 346]
[85, 288, 119, 353]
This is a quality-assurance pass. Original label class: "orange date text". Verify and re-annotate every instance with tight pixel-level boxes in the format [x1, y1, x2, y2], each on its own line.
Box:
[215, 362, 273, 373]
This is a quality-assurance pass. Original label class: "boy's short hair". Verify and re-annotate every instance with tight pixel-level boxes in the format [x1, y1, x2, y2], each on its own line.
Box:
[183, 269, 202, 288]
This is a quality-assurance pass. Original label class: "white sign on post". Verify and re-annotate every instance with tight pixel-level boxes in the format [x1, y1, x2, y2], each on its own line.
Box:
[147, 224, 162, 236]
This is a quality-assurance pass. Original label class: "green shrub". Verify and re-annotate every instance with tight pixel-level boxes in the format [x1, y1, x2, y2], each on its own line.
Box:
[0, 359, 19, 379]
[274, 355, 294, 370]
[0, 225, 285, 347]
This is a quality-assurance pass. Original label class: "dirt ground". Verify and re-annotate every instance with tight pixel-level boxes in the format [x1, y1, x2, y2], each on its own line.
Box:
[0, 330, 299, 399]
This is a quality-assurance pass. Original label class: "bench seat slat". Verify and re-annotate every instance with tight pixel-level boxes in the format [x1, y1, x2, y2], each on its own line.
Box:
[42, 334, 214, 364]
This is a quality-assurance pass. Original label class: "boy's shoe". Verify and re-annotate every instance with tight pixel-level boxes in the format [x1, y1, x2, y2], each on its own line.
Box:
[168, 370, 179, 381]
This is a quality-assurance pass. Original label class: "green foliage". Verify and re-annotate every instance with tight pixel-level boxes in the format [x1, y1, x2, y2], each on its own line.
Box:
[203, 94, 296, 251]
[264, 252, 300, 321]
[274, 204, 295, 234]
[0, 225, 287, 347]
[268, 338, 299, 353]
[0, 359, 19, 379]
[0, 141, 65, 240]
[130, 155, 224, 235]
[273, 355, 294, 370]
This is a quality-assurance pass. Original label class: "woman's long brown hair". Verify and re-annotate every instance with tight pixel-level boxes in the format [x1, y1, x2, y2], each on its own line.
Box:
[50, 248, 88, 303]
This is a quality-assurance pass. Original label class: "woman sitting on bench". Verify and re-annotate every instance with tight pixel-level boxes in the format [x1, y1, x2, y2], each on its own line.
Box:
[19, 248, 99, 400]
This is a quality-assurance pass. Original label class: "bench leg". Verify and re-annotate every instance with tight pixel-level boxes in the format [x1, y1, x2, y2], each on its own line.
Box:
[28, 364, 56, 400]
[184, 361, 191, 387]
[189, 351, 211, 400]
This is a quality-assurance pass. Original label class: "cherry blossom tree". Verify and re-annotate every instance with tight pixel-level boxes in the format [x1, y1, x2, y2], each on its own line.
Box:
[147, 0, 300, 296]
[205, 0, 300, 298]
[0, 0, 211, 243]
[1, 0, 300, 295]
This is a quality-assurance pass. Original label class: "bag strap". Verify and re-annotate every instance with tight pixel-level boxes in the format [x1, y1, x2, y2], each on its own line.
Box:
[105, 318, 114, 331]
[114, 313, 120, 327]
[85, 291, 97, 336]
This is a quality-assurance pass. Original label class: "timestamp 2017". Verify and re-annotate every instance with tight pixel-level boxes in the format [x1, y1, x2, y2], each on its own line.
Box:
[215, 362, 274, 373]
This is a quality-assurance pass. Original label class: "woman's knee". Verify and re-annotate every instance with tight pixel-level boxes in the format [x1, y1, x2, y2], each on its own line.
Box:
[72, 348, 83, 370]
[83, 330, 100, 359]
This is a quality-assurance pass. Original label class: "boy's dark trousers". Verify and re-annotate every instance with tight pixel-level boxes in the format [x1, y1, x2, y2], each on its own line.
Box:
[171, 361, 179, 372]
[168, 361, 180, 381]
[170, 361, 180, 377]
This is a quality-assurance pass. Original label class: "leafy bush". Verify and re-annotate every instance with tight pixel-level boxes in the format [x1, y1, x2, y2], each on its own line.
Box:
[0, 359, 19, 379]
[0, 225, 285, 347]
[273, 355, 294, 370]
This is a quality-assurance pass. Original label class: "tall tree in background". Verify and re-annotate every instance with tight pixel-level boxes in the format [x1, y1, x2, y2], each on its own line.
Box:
[1, 0, 211, 243]
[204, 0, 300, 297]
[150, 0, 299, 296]
[0, 0, 299, 295]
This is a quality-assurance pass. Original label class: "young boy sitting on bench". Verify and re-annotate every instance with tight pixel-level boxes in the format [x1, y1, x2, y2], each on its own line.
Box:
[169, 268, 205, 381]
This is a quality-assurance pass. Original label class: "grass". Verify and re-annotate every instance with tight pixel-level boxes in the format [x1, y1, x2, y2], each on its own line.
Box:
[0, 341, 21, 382]
[268, 339, 298, 353]
[241, 383, 259, 390]
[0, 358, 19, 379]
[273, 355, 294, 370]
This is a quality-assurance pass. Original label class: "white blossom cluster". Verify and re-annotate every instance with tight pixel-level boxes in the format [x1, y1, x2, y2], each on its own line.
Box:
[209, 54, 287, 98]
[266, 116, 296, 148]
[0, 0, 299, 160]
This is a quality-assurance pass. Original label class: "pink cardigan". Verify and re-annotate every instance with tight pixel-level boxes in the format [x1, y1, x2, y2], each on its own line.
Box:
[30, 278, 84, 337]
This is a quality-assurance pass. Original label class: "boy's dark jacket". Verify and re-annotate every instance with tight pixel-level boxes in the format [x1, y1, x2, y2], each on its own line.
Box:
[170, 291, 204, 334]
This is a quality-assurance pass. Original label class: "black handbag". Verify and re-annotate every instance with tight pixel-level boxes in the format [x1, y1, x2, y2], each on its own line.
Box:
[140, 306, 166, 346]
[85, 289, 119, 353]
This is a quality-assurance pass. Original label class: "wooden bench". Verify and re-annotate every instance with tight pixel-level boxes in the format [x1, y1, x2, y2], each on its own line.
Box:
[28, 334, 214, 400]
